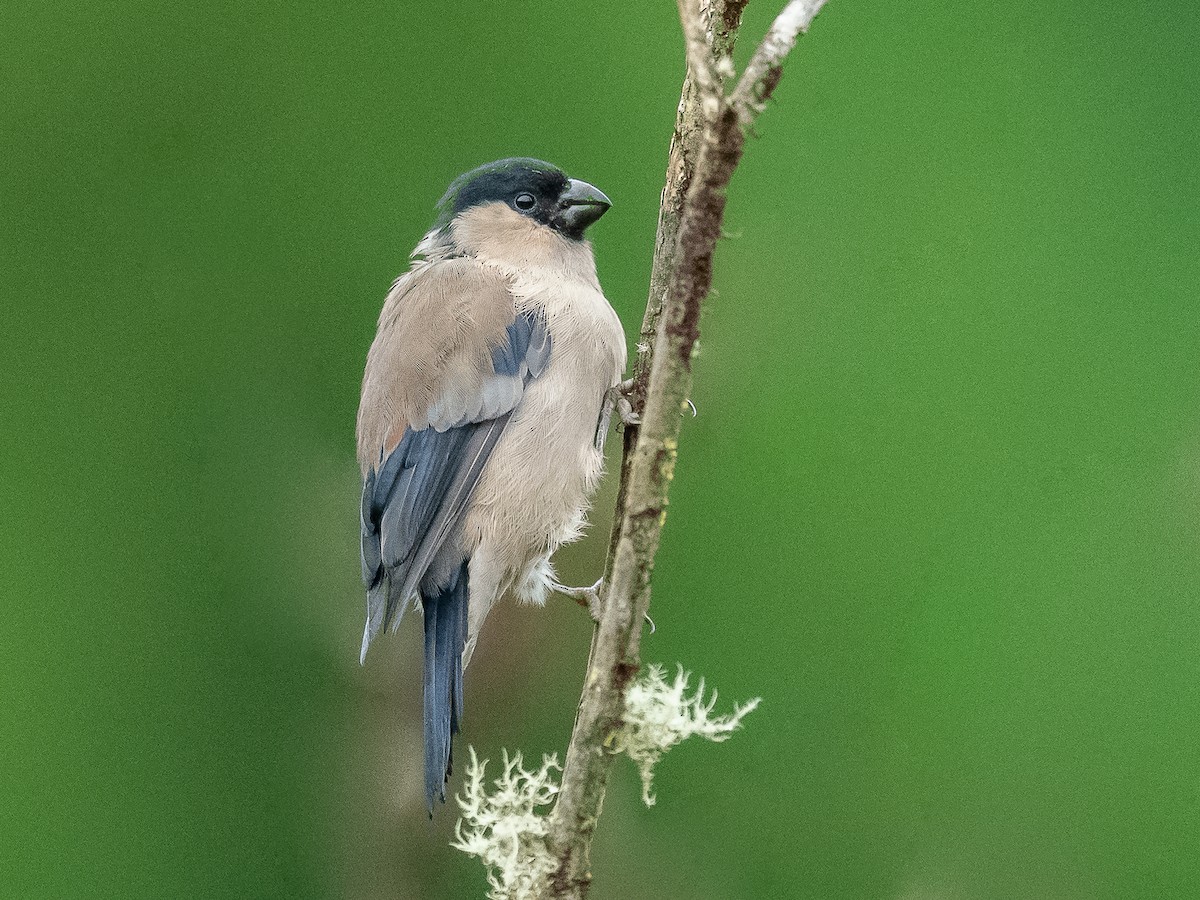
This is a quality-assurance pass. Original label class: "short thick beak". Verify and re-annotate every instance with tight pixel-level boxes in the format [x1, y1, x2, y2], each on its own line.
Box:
[555, 178, 612, 238]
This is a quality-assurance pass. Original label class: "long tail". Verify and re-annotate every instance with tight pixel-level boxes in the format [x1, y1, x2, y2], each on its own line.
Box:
[421, 561, 469, 814]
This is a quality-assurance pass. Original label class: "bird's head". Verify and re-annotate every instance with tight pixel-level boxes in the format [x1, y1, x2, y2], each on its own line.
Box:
[433, 158, 611, 242]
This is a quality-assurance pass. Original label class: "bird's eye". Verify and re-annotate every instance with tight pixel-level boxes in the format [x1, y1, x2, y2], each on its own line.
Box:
[514, 193, 536, 211]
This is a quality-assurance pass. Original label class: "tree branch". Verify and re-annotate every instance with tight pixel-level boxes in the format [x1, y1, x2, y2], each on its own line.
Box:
[541, 3, 829, 897]
[618, 0, 747, 430]
[731, 0, 829, 123]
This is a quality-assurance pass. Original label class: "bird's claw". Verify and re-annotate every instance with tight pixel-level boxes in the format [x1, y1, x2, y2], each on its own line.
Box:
[553, 578, 605, 622]
[616, 395, 641, 427]
[612, 379, 641, 428]
[595, 380, 643, 450]
[552, 579, 658, 634]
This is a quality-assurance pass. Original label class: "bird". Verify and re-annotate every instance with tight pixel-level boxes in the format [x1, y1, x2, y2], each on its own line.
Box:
[356, 158, 627, 813]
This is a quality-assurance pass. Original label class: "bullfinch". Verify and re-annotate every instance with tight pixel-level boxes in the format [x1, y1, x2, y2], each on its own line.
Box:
[356, 158, 626, 812]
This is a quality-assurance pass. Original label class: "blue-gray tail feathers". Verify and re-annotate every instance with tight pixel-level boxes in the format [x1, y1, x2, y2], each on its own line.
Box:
[422, 561, 469, 814]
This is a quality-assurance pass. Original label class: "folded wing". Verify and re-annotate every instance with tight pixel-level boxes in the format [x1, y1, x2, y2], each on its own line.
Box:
[356, 258, 551, 663]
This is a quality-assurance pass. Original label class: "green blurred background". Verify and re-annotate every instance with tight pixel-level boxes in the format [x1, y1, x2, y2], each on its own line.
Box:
[4, 0, 1199, 897]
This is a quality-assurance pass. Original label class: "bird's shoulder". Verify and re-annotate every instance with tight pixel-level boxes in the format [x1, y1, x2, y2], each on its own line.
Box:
[357, 256, 539, 471]
[378, 255, 515, 336]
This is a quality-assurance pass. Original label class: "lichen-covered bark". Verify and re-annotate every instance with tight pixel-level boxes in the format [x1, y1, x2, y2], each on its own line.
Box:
[540, 3, 829, 897]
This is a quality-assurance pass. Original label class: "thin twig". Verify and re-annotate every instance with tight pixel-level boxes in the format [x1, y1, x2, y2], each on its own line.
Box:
[677, 0, 723, 103]
[709, 0, 751, 62]
[730, 0, 829, 123]
[619, 0, 748, 431]
[540, 2, 829, 897]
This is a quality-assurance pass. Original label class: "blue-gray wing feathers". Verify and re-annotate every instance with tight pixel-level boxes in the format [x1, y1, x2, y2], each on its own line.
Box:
[356, 259, 554, 812]
[359, 310, 551, 664]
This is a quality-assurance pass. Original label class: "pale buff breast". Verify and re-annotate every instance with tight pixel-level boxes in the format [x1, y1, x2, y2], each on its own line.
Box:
[452, 204, 627, 611]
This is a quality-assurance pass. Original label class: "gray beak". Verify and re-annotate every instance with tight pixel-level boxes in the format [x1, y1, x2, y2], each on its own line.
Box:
[555, 178, 612, 238]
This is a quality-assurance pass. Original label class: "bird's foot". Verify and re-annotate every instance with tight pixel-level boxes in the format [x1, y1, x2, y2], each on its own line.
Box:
[616, 394, 641, 427]
[612, 379, 642, 427]
[595, 380, 642, 450]
[552, 579, 657, 634]
[553, 578, 605, 622]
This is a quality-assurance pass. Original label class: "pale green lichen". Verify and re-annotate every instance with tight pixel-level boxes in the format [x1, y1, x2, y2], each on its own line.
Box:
[611, 664, 761, 806]
[452, 748, 561, 900]
[452, 666, 760, 897]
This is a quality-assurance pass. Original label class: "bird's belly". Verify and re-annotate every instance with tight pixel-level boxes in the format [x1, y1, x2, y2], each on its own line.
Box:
[464, 332, 621, 604]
